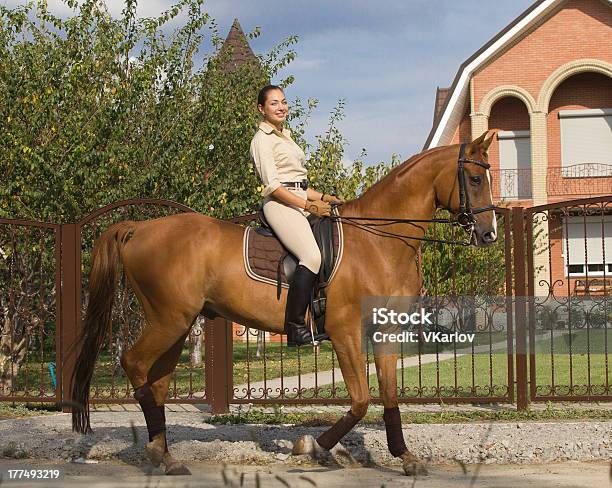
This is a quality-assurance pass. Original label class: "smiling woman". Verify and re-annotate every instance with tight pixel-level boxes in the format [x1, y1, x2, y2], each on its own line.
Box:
[250, 84, 344, 347]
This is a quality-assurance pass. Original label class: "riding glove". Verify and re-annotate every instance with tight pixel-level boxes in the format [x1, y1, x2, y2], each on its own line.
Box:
[321, 194, 344, 204]
[305, 199, 332, 216]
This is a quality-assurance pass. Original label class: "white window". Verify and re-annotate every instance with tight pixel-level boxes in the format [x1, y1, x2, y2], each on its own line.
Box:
[563, 216, 612, 277]
[498, 130, 531, 199]
[559, 108, 612, 177]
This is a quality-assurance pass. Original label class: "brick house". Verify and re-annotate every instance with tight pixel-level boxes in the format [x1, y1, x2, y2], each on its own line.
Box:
[424, 0, 612, 296]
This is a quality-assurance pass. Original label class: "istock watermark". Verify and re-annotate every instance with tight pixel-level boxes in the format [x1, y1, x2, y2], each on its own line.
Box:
[360, 295, 612, 355]
[372, 307, 434, 326]
[371, 330, 476, 344]
[371, 306, 475, 344]
[361, 295, 496, 354]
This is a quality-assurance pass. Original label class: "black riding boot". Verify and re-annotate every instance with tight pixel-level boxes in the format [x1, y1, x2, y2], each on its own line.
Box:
[286, 264, 326, 347]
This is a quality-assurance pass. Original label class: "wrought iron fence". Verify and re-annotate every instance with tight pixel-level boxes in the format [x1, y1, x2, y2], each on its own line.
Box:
[0, 219, 60, 402]
[525, 196, 612, 401]
[490, 165, 612, 201]
[491, 169, 532, 200]
[1, 196, 611, 412]
[227, 208, 515, 406]
[548, 165, 612, 197]
[75, 199, 203, 403]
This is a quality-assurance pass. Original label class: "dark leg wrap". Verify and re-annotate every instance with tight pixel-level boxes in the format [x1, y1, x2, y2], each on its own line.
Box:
[316, 410, 361, 450]
[383, 406, 407, 457]
[134, 383, 166, 442]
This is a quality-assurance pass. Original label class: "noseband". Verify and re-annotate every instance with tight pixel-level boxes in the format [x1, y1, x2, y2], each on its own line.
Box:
[455, 142, 495, 232]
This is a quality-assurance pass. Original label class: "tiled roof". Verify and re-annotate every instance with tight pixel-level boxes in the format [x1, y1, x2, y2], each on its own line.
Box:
[218, 19, 260, 72]
[433, 87, 451, 126]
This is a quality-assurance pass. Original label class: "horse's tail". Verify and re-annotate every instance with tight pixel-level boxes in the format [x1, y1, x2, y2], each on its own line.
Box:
[71, 220, 135, 434]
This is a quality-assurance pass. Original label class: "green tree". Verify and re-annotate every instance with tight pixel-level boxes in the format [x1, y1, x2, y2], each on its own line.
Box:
[0, 0, 398, 223]
[421, 212, 508, 297]
[303, 99, 399, 200]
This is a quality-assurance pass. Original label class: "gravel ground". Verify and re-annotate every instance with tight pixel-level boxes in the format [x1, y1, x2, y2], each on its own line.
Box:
[0, 410, 610, 468]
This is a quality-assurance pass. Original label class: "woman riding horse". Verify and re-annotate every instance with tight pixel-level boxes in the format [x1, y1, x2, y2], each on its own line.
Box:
[71, 117, 496, 476]
[250, 84, 343, 346]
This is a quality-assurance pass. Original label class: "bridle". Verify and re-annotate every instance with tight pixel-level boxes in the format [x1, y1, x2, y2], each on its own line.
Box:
[330, 143, 496, 246]
[455, 142, 495, 232]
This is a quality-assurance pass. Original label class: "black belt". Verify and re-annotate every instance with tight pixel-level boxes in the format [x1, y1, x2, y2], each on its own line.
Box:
[282, 180, 308, 190]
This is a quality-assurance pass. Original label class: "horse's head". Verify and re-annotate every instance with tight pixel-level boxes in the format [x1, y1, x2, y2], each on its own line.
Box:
[436, 131, 497, 247]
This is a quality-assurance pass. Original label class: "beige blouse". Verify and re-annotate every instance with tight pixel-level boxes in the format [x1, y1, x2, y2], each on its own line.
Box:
[250, 120, 308, 197]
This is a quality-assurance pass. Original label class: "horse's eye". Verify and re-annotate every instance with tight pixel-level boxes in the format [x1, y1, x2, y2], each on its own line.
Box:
[470, 176, 482, 185]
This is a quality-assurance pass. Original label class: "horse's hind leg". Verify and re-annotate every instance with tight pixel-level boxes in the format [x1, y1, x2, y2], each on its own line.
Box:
[120, 311, 194, 473]
[374, 352, 427, 476]
[145, 334, 192, 476]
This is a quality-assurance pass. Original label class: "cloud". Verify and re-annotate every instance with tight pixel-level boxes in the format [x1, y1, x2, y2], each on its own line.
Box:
[289, 57, 325, 71]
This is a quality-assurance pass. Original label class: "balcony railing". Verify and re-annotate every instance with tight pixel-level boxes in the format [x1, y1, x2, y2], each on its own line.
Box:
[548, 164, 612, 196]
[559, 163, 612, 178]
[490, 169, 532, 200]
[490, 164, 612, 201]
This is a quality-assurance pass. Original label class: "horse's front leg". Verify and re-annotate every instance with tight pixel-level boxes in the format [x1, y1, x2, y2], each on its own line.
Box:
[292, 325, 369, 458]
[374, 352, 428, 476]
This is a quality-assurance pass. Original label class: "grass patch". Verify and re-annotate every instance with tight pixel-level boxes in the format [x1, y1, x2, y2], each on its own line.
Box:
[208, 404, 612, 426]
[0, 402, 58, 420]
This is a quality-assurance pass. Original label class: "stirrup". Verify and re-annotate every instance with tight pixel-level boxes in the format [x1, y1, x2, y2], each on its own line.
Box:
[287, 325, 329, 347]
[286, 323, 313, 347]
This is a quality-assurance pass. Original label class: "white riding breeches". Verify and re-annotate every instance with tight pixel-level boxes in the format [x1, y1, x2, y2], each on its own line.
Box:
[262, 188, 322, 274]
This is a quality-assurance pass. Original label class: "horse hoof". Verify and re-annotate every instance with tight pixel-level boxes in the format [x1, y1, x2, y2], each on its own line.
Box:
[401, 452, 428, 476]
[165, 462, 192, 476]
[292, 435, 324, 457]
[144, 441, 164, 467]
[329, 443, 358, 466]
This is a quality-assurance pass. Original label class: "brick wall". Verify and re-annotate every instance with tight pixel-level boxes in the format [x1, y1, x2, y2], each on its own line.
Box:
[441, 0, 611, 297]
[451, 105, 472, 144]
[452, 0, 611, 202]
[472, 0, 612, 105]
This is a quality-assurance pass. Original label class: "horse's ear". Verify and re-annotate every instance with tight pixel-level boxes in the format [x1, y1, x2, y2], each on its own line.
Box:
[471, 131, 488, 146]
[465, 131, 489, 156]
[482, 132, 495, 152]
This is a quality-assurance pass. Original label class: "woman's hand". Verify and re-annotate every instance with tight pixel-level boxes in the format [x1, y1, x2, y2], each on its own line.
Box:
[304, 199, 331, 217]
[322, 194, 344, 204]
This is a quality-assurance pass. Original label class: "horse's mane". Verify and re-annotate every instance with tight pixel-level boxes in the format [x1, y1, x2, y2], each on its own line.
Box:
[347, 145, 449, 205]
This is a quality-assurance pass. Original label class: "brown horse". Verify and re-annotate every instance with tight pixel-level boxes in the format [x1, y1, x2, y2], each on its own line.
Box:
[71, 132, 496, 475]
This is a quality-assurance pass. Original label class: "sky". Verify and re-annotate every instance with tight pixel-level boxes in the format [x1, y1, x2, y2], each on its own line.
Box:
[2, 0, 535, 165]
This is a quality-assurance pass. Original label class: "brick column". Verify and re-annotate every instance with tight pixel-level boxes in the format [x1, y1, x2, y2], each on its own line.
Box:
[470, 112, 489, 140]
[529, 111, 548, 206]
[529, 110, 550, 296]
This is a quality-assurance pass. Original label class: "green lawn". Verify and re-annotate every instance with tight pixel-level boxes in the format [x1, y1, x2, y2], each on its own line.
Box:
[531, 329, 612, 396]
[319, 330, 612, 400]
[4, 329, 611, 401]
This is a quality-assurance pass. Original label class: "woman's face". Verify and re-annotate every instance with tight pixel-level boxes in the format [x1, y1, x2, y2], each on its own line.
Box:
[258, 89, 288, 126]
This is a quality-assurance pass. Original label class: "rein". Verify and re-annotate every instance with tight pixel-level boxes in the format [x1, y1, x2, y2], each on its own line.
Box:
[329, 143, 494, 247]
